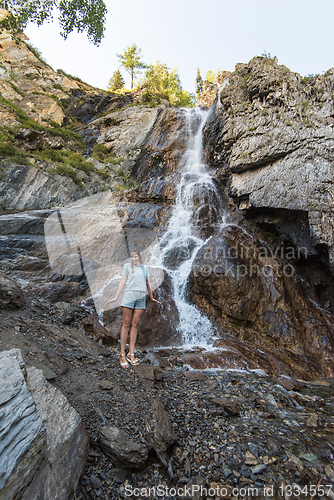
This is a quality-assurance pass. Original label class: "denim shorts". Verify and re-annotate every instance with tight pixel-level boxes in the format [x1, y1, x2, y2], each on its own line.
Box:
[121, 294, 146, 310]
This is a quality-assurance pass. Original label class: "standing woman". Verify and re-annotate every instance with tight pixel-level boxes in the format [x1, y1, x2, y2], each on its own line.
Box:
[106, 249, 161, 368]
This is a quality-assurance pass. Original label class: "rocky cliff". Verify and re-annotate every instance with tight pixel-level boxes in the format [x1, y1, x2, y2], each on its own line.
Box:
[203, 56, 334, 267]
[0, 28, 334, 378]
[1, 22, 334, 499]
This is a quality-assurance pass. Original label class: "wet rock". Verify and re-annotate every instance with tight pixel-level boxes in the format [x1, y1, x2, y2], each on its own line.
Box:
[98, 425, 149, 468]
[132, 108, 188, 183]
[0, 271, 25, 308]
[190, 224, 334, 378]
[136, 273, 182, 348]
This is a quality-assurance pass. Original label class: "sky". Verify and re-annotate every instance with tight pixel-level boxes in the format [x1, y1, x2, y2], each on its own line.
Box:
[24, 0, 334, 95]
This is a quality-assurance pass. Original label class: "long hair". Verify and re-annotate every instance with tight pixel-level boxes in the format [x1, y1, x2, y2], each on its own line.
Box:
[130, 248, 142, 273]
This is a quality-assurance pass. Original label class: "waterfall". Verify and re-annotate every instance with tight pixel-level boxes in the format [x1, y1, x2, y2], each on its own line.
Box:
[160, 107, 227, 348]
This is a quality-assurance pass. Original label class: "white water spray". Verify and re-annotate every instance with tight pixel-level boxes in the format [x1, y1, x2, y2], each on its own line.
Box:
[160, 108, 227, 348]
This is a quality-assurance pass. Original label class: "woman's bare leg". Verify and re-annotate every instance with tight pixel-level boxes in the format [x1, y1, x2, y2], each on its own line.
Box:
[120, 307, 133, 355]
[129, 308, 144, 355]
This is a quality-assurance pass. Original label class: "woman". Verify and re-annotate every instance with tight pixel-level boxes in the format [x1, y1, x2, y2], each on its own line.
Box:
[106, 249, 161, 368]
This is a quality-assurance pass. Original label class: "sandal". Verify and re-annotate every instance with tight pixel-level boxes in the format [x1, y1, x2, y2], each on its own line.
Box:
[120, 354, 128, 369]
[126, 353, 139, 366]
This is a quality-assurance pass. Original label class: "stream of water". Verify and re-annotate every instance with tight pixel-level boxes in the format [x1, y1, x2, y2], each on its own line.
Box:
[160, 108, 227, 348]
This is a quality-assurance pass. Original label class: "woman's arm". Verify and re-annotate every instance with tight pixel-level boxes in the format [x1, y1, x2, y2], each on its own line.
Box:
[105, 275, 127, 304]
[147, 277, 161, 304]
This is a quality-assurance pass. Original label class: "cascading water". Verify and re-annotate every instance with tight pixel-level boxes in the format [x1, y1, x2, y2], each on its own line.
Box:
[160, 108, 227, 348]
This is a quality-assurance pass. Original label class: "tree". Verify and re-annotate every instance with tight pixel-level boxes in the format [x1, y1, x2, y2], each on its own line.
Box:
[195, 68, 203, 102]
[205, 70, 216, 84]
[116, 43, 146, 90]
[108, 69, 125, 92]
[0, 0, 107, 45]
[142, 61, 195, 108]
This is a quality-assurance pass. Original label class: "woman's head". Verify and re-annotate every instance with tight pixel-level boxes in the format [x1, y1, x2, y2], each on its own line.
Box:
[129, 249, 142, 271]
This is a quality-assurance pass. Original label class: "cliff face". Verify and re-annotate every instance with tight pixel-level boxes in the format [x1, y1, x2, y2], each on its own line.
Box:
[204, 56, 334, 267]
[1, 25, 334, 379]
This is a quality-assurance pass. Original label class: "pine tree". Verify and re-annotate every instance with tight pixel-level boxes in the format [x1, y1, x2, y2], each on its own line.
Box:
[108, 69, 125, 92]
[195, 68, 203, 101]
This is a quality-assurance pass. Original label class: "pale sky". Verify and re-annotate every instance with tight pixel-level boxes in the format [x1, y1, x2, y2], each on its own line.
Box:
[25, 0, 334, 95]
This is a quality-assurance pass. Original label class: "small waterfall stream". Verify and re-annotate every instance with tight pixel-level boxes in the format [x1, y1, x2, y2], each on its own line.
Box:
[160, 108, 227, 348]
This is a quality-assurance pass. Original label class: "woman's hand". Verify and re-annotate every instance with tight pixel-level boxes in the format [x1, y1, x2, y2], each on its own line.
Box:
[105, 297, 117, 305]
[151, 298, 162, 304]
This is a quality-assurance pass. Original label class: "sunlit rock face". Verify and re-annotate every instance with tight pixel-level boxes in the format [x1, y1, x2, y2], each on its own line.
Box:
[0, 30, 333, 381]
[0, 8, 96, 126]
[203, 56, 334, 266]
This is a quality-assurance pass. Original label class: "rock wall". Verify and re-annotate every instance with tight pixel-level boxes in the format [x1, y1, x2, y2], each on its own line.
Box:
[0, 163, 109, 209]
[204, 57, 334, 266]
[0, 348, 89, 500]
[0, 9, 97, 126]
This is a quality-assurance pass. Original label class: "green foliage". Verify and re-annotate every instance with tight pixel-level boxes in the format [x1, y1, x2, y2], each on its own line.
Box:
[52, 165, 83, 186]
[25, 42, 51, 67]
[0, 94, 85, 147]
[0, 54, 16, 80]
[53, 83, 65, 91]
[300, 100, 310, 113]
[9, 82, 25, 96]
[108, 69, 125, 92]
[0, 143, 29, 164]
[301, 74, 316, 84]
[116, 43, 147, 89]
[33, 149, 94, 174]
[142, 62, 195, 108]
[195, 68, 203, 102]
[0, 0, 107, 45]
[92, 143, 122, 164]
[56, 68, 86, 84]
[261, 50, 272, 58]
[205, 70, 216, 84]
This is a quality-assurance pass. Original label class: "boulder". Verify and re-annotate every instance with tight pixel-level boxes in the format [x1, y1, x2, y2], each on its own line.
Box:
[98, 425, 149, 468]
[0, 349, 89, 500]
[22, 366, 89, 500]
[0, 349, 47, 500]
[0, 271, 25, 308]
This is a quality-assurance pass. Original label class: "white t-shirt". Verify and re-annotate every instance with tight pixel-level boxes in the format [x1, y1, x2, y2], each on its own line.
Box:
[122, 263, 149, 294]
